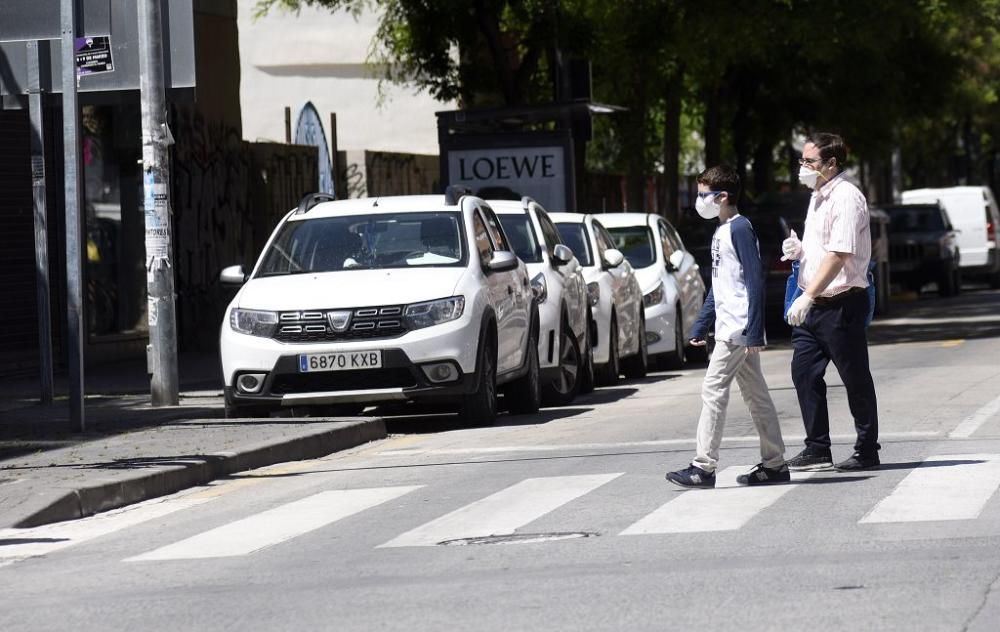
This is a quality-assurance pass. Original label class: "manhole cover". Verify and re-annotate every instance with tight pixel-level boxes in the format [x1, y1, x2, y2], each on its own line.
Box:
[438, 532, 598, 546]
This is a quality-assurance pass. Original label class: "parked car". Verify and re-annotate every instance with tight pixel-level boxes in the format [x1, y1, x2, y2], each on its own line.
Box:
[218, 190, 540, 425]
[880, 203, 961, 296]
[550, 212, 646, 384]
[596, 212, 707, 367]
[492, 197, 592, 405]
[902, 186, 1000, 288]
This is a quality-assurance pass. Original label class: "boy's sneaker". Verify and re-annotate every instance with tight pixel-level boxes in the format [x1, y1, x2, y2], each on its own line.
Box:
[665, 465, 715, 489]
[786, 448, 834, 471]
[737, 463, 791, 486]
[835, 451, 880, 471]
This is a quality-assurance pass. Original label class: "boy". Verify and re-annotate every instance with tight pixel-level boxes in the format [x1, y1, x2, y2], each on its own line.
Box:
[665, 165, 787, 488]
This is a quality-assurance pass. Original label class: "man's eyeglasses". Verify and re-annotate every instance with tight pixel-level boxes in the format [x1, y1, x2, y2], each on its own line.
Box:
[799, 157, 824, 166]
[696, 191, 724, 199]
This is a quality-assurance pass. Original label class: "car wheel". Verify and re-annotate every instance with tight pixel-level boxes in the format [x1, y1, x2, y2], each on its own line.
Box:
[506, 323, 541, 415]
[542, 319, 581, 406]
[578, 311, 596, 394]
[662, 311, 687, 370]
[622, 315, 648, 379]
[460, 332, 497, 426]
[594, 314, 620, 386]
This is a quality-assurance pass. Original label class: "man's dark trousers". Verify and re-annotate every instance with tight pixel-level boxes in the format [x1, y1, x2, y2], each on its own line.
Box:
[790, 289, 879, 455]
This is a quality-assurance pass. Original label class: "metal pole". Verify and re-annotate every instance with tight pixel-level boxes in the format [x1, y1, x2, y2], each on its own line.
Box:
[329, 112, 338, 197]
[284, 106, 291, 144]
[27, 40, 54, 405]
[138, 0, 179, 406]
[61, 0, 85, 430]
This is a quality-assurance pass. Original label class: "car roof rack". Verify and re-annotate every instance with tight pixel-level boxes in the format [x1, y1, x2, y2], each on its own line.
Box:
[520, 196, 537, 211]
[444, 185, 473, 206]
[294, 192, 337, 215]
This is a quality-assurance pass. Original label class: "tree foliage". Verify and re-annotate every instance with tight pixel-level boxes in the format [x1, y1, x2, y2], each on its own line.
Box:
[256, 0, 1000, 203]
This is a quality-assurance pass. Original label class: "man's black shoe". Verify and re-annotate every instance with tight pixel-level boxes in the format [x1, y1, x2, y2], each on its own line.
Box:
[835, 451, 880, 471]
[786, 449, 833, 472]
[665, 464, 716, 489]
[737, 463, 791, 486]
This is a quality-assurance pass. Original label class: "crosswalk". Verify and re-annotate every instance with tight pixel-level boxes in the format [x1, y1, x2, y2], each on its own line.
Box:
[2, 453, 999, 567]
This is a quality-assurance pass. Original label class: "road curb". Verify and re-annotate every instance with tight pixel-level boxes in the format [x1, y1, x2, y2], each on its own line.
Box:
[13, 418, 387, 528]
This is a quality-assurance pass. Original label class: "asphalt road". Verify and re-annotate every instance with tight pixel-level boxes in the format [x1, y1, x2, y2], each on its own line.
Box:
[3, 288, 1000, 632]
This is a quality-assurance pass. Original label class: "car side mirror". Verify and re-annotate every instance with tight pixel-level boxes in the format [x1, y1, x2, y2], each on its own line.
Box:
[487, 250, 519, 272]
[668, 250, 684, 271]
[603, 248, 625, 269]
[551, 244, 574, 266]
[220, 264, 247, 286]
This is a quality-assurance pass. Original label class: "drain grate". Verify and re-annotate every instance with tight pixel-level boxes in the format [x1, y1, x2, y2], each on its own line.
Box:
[438, 532, 599, 546]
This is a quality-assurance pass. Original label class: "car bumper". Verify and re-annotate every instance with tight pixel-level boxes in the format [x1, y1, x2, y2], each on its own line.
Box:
[643, 301, 676, 355]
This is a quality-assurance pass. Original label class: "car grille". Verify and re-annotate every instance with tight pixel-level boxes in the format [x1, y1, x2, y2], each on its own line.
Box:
[273, 305, 408, 343]
[890, 243, 931, 263]
[270, 368, 417, 394]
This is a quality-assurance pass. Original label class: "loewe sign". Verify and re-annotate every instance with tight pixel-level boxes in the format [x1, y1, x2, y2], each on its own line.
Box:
[448, 146, 567, 210]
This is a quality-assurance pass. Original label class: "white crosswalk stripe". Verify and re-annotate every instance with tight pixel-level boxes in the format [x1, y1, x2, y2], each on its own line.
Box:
[860, 454, 1000, 523]
[620, 467, 815, 535]
[0, 496, 214, 562]
[378, 473, 623, 548]
[127, 486, 422, 561]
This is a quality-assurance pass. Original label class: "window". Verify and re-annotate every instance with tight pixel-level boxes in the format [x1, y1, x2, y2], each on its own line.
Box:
[554, 222, 593, 266]
[480, 206, 511, 251]
[497, 214, 543, 263]
[472, 212, 493, 268]
[658, 221, 677, 263]
[536, 210, 563, 256]
[607, 226, 657, 268]
[593, 221, 616, 255]
[257, 212, 466, 275]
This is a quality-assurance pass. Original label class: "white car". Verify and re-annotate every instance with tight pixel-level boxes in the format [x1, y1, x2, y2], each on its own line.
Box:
[218, 190, 540, 425]
[493, 198, 592, 405]
[597, 212, 707, 368]
[550, 212, 646, 384]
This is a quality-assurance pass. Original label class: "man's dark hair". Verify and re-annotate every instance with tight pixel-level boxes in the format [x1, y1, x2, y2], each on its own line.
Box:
[806, 132, 848, 169]
[697, 164, 741, 203]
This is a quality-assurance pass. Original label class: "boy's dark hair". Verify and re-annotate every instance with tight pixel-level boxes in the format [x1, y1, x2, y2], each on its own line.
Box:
[806, 132, 848, 169]
[697, 164, 741, 203]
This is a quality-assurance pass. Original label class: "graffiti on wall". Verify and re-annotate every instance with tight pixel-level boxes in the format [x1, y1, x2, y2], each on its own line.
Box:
[170, 106, 317, 349]
[365, 151, 439, 197]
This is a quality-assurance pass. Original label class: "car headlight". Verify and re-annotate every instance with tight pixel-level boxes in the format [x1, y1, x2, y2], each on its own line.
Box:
[229, 308, 279, 337]
[587, 282, 600, 307]
[404, 296, 465, 330]
[530, 273, 548, 303]
[643, 282, 665, 308]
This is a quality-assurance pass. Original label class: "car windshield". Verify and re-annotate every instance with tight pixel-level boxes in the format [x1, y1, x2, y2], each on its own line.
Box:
[885, 206, 946, 233]
[606, 226, 656, 268]
[257, 212, 465, 276]
[554, 223, 593, 266]
[497, 215, 543, 263]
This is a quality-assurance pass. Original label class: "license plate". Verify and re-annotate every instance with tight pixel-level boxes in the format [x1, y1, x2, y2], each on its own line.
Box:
[299, 350, 383, 373]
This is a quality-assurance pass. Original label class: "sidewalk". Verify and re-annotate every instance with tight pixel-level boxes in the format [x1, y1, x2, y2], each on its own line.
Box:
[0, 352, 386, 529]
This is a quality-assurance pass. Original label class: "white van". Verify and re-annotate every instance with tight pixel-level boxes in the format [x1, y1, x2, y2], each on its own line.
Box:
[901, 186, 1000, 287]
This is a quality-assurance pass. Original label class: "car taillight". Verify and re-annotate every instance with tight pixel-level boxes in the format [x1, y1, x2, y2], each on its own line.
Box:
[987, 220, 996, 242]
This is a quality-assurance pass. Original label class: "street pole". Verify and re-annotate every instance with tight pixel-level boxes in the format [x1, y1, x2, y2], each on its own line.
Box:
[27, 40, 54, 405]
[61, 0, 85, 431]
[138, 0, 179, 406]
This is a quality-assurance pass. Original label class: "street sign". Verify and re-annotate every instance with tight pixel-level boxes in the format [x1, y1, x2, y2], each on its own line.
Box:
[1, 0, 111, 42]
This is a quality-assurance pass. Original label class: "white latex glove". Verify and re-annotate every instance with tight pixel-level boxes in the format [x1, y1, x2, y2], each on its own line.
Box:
[781, 230, 802, 261]
[786, 293, 814, 326]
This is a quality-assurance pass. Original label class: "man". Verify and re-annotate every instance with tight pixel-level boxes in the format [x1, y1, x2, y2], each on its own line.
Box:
[665, 165, 787, 488]
[783, 132, 880, 471]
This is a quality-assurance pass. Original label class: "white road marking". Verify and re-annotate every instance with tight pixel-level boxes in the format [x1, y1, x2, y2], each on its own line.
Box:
[620, 467, 814, 535]
[949, 394, 1000, 439]
[376, 432, 940, 457]
[860, 454, 1000, 523]
[127, 486, 422, 561]
[379, 473, 623, 548]
[0, 496, 214, 562]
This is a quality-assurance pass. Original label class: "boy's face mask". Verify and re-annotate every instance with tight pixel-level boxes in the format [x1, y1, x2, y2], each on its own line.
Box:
[695, 192, 723, 219]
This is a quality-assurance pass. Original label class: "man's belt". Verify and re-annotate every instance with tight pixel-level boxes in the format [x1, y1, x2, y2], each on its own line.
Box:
[812, 286, 865, 306]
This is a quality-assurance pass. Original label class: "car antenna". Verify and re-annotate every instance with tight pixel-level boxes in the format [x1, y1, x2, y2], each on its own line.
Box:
[372, 197, 380, 207]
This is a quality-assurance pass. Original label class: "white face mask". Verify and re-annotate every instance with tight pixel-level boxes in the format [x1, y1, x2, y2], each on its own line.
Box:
[798, 165, 821, 190]
[695, 194, 721, 219]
